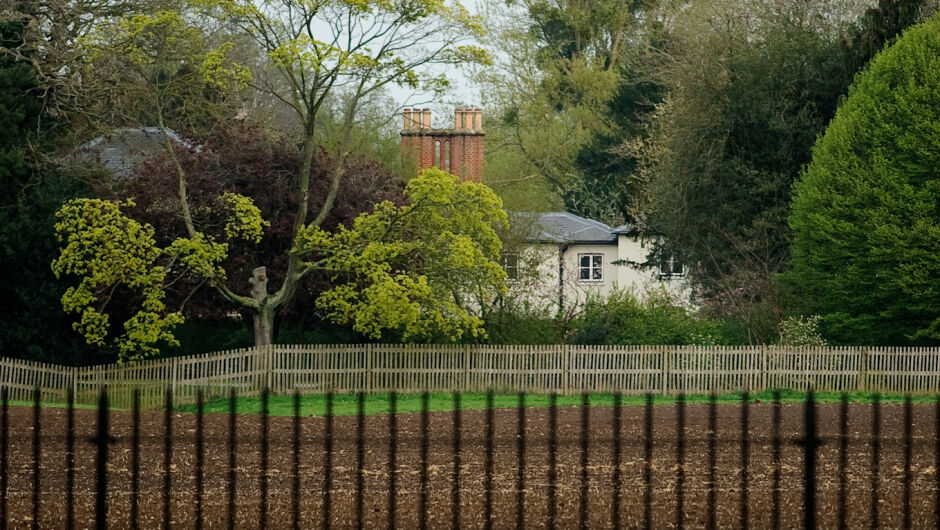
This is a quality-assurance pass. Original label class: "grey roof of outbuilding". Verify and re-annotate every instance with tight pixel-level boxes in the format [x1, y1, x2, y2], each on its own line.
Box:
[521, 212, 634, 244]
[74, 127, 194, 176]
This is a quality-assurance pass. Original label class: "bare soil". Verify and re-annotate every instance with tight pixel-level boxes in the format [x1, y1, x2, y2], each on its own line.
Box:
[1, 402, 937, 528]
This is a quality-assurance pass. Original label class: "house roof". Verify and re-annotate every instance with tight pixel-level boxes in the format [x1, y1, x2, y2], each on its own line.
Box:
[74, 127, 194, 176]
[521, 212, 634, 244]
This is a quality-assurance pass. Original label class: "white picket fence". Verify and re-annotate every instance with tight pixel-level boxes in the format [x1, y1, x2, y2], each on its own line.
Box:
[1, 344, 939, 409]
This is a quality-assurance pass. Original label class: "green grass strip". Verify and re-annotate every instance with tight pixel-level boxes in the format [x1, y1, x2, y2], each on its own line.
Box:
[175, 389, 939, 417]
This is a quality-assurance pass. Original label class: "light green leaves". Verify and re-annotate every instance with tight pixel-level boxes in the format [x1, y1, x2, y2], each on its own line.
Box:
[297, 168, 509, 342]
[220, 192, 269, 243]
[52, 193, 271, 362]
[52, 199, 180, 363]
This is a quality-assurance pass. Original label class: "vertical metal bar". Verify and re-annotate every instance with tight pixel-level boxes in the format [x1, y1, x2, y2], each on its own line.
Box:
[323, 391, 333, 530]
[804, 390, 818, 530]
[32, 387, 40, 530]
[227, 388, 237, 530]
[677, 393, 685, 530]
[871, 393, 881, 530]
[0, 388, 5, 530]
[485, 389, 495, 530]
[163, 388, 173, 530]
[772, 390, 781, 530]
[903, 395, 912, 530]
[0, 387, 7, 530]
[516, 392, 526, 530]
[260, 388, 269, 530]
[612, 393, 623, 530]
[388, 391, 397, 530]
[707, 393, 717, 530]
[419, 391, 430, 530]
[935, 395, 940, 529]
[96, 388, 109, 530]
[451, 392, 461, 530]
[644, 393, 653, 530]
[67, 388, 76, 530]
[195, 390, 204, 530]
[579, 392, 589, 530]
[292, 391, 301, 530]
[740, 392, 749, 530]
[356, 392, 365, 530]
[548, 393, 558, 529]
[838, 393, 848, 530]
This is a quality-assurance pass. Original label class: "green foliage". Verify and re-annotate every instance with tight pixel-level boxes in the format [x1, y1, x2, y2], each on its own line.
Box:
[477, 0, 659, 222]
[568, 289, 742, 346]
[638, 0, 865, 341]
[0, 15, 106, 364]
[52, 199, 183, 362]
[484, 303, 566, 345]
[82, 9, 248, 134]
[296, 169, 509, 342]
[776, 316, 827, 347]
[51, 188, 274, 361]
[786, 14, 940, 345]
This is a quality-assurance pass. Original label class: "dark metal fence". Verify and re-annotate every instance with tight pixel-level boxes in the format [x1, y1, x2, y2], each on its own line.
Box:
[0, 387, 938, 528]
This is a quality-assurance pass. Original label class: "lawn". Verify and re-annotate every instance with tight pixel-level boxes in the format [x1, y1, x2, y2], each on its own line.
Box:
[175, 389, 939, 417]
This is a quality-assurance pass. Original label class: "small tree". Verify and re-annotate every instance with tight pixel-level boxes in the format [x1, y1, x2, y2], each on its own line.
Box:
[786, 14, 940, 344]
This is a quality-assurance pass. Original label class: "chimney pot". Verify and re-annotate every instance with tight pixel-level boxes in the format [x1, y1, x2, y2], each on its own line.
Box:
[422, 108, 431, 129]
[454, 108, 463, 129]
[473, 108, 483, 130]
[403, 108, 412, 130]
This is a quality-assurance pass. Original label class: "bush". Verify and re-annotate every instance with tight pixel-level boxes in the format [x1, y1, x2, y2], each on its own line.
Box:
[785, 14, 940, 345]
[568, 289, 743, 345]
[776, 316, 827, 347]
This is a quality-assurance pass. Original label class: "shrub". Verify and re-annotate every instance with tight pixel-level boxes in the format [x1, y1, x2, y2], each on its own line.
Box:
[776, 316, 827, 347]
[569, 289, 740, 345]
[785, 14, 940, 345]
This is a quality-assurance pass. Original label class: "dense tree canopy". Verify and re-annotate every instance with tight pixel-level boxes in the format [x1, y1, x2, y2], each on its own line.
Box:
[0, 13, 102, 363]
[636, 0, 934, 342]
[786, 14, 940, 345]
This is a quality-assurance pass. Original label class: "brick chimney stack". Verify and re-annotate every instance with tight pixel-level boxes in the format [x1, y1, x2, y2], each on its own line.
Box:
[400, 107, 484, 181]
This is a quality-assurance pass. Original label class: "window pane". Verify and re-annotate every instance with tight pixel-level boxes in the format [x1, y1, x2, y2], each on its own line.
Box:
[592, 255, 602, 268]
[580, 255, 590, 267]
[580, 267, 590, 280]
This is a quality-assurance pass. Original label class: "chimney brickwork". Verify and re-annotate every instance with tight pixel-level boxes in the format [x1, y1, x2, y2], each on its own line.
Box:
[400, 107, 484, 181]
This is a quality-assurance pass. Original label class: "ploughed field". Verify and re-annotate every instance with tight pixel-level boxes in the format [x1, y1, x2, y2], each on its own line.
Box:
[1, 402, 937, 528]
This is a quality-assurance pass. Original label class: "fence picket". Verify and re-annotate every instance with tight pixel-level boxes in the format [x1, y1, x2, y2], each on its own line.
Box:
[4, 344, 940, 405]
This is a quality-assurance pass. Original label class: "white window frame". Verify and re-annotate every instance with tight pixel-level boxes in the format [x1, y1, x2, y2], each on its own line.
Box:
[659, 255, 685, 279]
[501, 253, 520, 280]
[578, 253, 604, 282]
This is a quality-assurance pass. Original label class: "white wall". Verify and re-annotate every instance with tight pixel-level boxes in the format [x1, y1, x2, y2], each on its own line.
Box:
[508, 236, 693, 314]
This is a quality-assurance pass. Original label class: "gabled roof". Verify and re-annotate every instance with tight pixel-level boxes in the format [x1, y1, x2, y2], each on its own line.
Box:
[74, 127, 195, 176]
[521, 212, 634, 244]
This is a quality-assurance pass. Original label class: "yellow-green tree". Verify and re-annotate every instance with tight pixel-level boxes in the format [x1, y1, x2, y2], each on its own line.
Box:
[55, 169, 507, 360]
[53, 0, 492, 359]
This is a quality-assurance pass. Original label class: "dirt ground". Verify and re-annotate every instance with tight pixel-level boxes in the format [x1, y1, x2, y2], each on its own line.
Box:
[1, 402, 938, 529]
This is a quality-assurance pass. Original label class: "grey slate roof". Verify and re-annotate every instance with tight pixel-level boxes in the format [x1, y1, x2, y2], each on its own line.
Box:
[74, 127, 193, 177]
[521, 212, 634, 244]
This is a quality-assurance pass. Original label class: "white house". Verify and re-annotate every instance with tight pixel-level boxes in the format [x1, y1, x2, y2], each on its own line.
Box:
[505, 212, 692, 313]
[396, 108, 690, 312]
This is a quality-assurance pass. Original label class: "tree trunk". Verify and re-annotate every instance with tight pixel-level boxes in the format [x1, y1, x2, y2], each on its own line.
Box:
[253, 307, 275, 346]
[249, 266, 275, 346]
